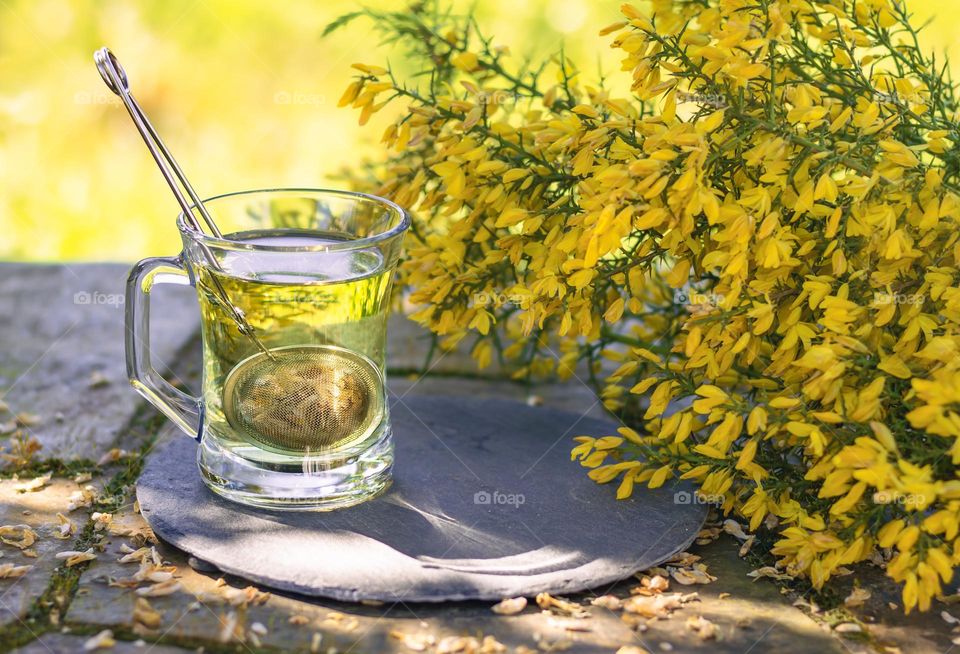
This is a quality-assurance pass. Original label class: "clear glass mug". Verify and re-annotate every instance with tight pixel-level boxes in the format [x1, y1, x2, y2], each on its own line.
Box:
[125, 189, 409, 510]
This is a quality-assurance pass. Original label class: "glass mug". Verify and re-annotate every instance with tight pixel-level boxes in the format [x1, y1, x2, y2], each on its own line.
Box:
[125, 189, 409, 510]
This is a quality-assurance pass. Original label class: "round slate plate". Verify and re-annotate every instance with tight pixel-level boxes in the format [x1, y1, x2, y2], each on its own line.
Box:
[138, 395, 707, 602]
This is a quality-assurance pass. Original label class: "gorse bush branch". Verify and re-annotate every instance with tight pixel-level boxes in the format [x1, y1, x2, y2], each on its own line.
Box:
[333, 0, 960, 613]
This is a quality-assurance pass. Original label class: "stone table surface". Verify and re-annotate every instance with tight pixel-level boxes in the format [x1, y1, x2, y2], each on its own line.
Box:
[0, 263, 954, 654]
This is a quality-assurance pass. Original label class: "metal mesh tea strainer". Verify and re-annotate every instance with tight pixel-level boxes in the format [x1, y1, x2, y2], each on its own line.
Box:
[96, 47, 384, 454]
[223, 345, 384, 453]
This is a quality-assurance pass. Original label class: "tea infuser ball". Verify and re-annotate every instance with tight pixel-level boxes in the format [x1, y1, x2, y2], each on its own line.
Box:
[222, 345, 384, 453]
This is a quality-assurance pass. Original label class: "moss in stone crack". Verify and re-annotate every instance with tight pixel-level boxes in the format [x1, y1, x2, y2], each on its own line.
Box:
[0, 457, 100, 480]
[0, 518, 101, 652]
[92, 438, 154, 515]
[108, 400, 169, 454]
[0, 418, 165, 652]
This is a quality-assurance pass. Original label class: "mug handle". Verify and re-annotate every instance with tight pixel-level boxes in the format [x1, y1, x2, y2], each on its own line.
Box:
[125, 256, 202, 439]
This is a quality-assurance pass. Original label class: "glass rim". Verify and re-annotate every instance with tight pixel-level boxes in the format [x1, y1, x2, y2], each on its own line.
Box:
[176, 187, 411, 252]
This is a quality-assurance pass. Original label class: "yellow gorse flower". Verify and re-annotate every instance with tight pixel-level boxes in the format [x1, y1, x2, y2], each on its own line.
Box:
[333, 0, 960, 613]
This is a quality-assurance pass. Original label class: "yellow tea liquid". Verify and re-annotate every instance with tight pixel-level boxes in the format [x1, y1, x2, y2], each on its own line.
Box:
[194, 230, 391, 456]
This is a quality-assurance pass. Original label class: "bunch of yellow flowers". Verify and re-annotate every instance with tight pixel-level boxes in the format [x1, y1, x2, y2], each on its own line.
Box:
[334, 0, 960, 612]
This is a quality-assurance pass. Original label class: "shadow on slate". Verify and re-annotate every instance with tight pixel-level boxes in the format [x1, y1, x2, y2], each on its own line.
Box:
[137, 395, 708, 602]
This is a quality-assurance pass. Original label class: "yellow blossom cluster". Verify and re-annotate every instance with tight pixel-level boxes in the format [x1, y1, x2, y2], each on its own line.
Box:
[335, 0, 960, 612]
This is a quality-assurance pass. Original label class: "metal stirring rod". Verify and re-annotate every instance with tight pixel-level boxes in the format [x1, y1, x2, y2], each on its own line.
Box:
[94, 47, 273, 359]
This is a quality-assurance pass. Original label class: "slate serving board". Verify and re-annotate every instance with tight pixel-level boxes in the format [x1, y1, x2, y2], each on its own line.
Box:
[137, 395, 708, 602]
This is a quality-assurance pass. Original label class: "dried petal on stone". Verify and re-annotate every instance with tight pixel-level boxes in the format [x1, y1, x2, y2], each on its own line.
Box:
[480, 635, 507, 653]
[642, 574, 670, 593]
[222, 585, 270, 607]
[390, 630, 436, 651]
[437, 635, 479, 653]
[218, 611, 240, 643]
[623, 593, 684, 618]
[686, 615, 718, 640]
[590, 595, 623, 610]
[55, 513, 75, 539]
[747, 566, 793, 581]
[844, 587, 872, 608]
[14, 475, 50, 493]
[83, 629, 115, 650]
[133, 598, 162, 630]
[547, 617, 592, 632]
[97, 448, 128, 467]
[135, 579, 182, 597]
[491, 596, 527, 615]
[535, 592, 588, 617]
[664, 552, 700, 567]
[669, 566, 715, 585]
[324, 611, 359, 631]
[532, 635, 572, 652]
[289, 614, 310, 626]
[91, 512, 113, 531]
[67, 486, 97, 512]
[118, 547, 152, 564]
[834, 623, 862, 634]
[56, 548, 97, 567]
[15, 413, 41, 427]
[722, 519, 749, 540]
[145, 569, 174, 583]
[0, 524, 37, 549]
[0, 563, 32, 578]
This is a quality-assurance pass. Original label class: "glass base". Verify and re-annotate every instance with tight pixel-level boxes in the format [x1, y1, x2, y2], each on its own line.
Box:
[197, 424, 393, 511]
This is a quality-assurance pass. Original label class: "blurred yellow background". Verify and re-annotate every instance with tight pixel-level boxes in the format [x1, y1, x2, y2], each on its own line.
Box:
[0, 0, 955, 261]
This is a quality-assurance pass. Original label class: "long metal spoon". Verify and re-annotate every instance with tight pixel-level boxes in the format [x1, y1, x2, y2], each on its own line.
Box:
[93, 48, 386, 452]
[94, 46, 272, 359]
